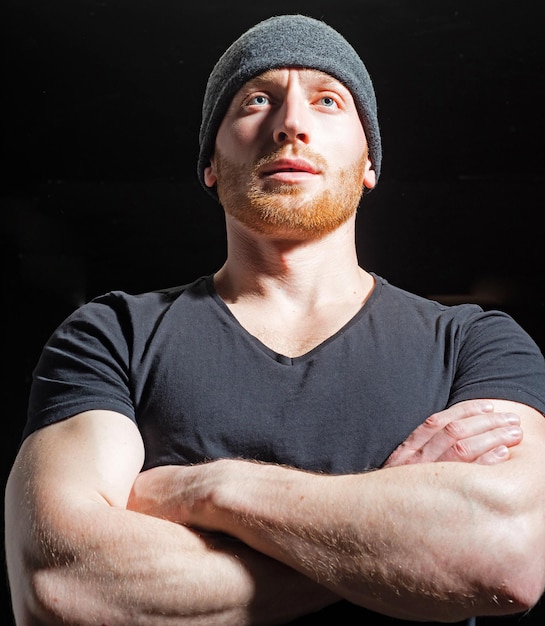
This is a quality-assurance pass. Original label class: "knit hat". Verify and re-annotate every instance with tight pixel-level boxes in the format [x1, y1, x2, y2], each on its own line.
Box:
[197, 14, 381, 200]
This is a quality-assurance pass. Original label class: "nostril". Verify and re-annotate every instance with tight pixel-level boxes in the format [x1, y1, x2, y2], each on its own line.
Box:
[274, 128, 309, 145]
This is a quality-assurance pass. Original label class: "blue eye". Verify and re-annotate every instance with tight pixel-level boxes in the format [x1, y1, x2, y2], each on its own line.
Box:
[249, 95, 269, 106]
[320, 96, 336, 107]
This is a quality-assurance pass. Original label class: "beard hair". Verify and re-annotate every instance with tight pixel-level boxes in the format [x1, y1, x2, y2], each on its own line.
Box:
[214, 146, 368, 239]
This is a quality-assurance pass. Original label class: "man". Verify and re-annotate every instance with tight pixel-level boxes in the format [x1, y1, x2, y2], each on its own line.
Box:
[5, 14, 545, 626]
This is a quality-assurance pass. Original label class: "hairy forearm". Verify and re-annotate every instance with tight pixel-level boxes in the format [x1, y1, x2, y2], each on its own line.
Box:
[6, 492, 337, 626]
[215, 463, 508, 618]
[160, 454, 545, 622]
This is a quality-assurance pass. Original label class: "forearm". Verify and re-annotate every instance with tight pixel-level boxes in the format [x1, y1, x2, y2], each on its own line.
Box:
[203, 461, 506, 618]
[173, 452, 545, 622]
[7, 494, 337, 626]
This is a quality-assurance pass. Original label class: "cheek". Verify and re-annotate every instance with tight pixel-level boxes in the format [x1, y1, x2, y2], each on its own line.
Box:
[217, 121, 249, 155]
[336, 123, 366, 160]
[216, 117, 268, 162]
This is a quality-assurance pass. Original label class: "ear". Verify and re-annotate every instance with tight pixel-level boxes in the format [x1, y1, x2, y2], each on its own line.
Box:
[203, 157, 217, 188]
[363, 158, 376, 190]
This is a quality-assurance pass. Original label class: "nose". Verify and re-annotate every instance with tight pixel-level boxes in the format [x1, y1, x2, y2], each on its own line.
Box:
[272, 90, 311, 145]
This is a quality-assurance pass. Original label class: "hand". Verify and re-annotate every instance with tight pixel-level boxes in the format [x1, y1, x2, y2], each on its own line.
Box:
[383, 400, 523, 468]
[129, 459, 275, 532]
[128, 461, 228, 527]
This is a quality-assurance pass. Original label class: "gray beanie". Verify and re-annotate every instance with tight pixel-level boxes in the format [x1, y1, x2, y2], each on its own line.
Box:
[197, 14, 381, 200]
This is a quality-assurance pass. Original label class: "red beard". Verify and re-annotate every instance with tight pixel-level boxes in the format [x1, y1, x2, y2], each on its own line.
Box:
[214, 146, 368, 239]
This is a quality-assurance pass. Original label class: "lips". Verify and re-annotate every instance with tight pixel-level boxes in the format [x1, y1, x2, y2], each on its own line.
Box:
[260, 158, 319, 176]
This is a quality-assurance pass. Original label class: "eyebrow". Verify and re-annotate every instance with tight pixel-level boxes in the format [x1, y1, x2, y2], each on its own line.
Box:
[246, 68, 348, 92]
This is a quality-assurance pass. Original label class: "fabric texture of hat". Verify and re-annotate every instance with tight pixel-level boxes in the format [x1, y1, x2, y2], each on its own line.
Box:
[197, 14, 381, 201]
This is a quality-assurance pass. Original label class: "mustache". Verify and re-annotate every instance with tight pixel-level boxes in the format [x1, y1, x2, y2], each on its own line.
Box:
[254, 147, 328, 171]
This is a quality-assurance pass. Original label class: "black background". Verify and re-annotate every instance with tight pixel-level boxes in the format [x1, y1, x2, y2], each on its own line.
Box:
[2, 1, 545, 623]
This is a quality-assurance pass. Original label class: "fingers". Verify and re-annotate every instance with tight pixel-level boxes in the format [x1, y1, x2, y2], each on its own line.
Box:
[384, 400, 523, 467]
[393, 401, 496, 457]
[473, 446, 510, 465]
[438, 423, 523, 464]
[384, 401, 494, 466]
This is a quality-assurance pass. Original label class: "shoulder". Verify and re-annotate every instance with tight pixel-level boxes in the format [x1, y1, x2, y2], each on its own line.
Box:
[370, 273, 487, 330]
[371, 274, 544, 364]
[372, 273, 527, 328]
[64, 276, 212, 331]
[90, 275, 210, 311]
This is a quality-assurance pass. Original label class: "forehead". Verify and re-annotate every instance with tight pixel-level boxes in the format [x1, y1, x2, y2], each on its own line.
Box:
[240, 67, 353, 97]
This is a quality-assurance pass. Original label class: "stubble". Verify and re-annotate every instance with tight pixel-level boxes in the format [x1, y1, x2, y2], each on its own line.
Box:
[214, 147, 368, 239]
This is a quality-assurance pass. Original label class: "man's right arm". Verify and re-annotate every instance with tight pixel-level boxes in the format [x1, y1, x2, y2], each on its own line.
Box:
[4, 410, 337, 625]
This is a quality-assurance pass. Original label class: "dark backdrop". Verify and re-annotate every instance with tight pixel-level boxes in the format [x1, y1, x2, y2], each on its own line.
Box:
[2, 1, 544, 623]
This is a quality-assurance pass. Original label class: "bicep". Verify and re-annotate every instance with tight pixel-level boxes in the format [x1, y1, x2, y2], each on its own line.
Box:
[490, 399, 545, 464]
[456, 398, 545, 472]
[468, 399, 545, 515]
[7, 410, 145, 515]
[5, 411, 145, 619]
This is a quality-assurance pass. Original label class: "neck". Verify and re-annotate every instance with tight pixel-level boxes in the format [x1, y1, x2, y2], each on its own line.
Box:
[214, 214, 372, 311]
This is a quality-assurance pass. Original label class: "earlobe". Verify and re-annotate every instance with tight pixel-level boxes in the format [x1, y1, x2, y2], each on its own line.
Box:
[363, 159, 376, 190]
[204, 160, 217, 188]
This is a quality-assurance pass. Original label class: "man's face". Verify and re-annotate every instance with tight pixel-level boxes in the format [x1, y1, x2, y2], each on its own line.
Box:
[204, 68, 376, 239]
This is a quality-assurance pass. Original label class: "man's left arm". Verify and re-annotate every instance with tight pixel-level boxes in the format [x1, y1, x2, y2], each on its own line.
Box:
[128, 399, 545, 622]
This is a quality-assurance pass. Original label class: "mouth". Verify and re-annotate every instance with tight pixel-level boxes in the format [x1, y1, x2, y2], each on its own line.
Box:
[260, 158, 320, 179]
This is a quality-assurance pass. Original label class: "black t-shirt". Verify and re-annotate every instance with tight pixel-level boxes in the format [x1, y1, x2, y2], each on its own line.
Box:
[24, 273, 545, 625]
[26, 273, 545, 470]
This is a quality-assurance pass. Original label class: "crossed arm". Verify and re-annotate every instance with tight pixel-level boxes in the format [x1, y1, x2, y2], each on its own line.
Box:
[6, 400, 545, 625]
